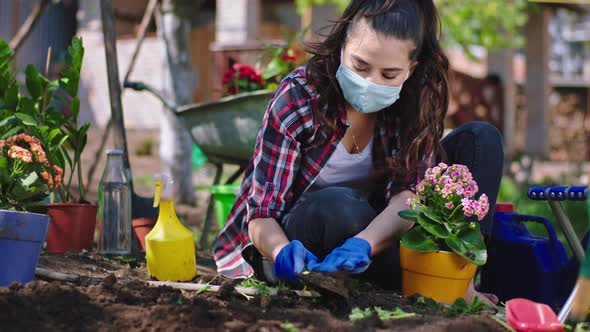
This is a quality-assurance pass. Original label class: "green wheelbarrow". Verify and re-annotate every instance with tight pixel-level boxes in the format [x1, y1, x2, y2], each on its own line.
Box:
[124, 80, 274, 248]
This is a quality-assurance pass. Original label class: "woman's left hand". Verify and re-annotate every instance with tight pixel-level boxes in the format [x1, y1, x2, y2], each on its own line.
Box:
[308, 237, 372, 273]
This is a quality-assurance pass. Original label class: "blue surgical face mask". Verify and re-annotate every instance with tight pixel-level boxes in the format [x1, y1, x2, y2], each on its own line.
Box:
[336, 55, 410, 113]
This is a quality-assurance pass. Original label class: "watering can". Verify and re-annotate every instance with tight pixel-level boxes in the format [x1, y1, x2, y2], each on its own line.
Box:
[145, 174, 197, 281]
[480, 203, 579, 309]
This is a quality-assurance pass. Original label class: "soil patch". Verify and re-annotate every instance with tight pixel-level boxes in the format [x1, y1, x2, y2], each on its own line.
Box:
[0, 253, 511, 332]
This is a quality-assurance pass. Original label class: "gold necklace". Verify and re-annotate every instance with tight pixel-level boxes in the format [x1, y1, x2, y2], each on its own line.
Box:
[349, 127, 363, 160]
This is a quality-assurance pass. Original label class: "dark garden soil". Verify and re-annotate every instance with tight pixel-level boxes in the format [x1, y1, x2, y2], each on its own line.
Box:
[0, 251, 509, 332]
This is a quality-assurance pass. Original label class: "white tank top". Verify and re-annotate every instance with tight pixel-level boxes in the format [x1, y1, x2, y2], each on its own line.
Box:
[312, 137, 374, 189]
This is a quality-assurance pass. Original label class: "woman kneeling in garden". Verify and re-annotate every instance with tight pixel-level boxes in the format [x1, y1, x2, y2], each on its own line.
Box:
[212, 0, 503, 303]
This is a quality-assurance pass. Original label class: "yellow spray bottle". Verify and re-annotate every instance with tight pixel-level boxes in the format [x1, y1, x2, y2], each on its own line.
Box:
[146, 174, 196, 281]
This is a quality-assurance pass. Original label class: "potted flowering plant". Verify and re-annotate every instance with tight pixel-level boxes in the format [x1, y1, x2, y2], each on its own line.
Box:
[0, 134, 60, 285]
[0, 38, 95, 254]
[222, 62, 265, 96]
[398, 163, 490, 303]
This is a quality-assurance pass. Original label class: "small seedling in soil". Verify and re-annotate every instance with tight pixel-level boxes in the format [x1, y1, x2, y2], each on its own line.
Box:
[195, 282, 211, 295]
[349, 307, 416, 322]
[446, 297, 496, 316]
[281, 321, 299, 332]
[414, 296, 439, 310]
[236, 277, 286, 300]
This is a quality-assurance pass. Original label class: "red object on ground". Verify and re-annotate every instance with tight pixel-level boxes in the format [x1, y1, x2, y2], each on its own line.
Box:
[506, 298, 564, 332]
[132, 218, 157, 251]
[46, 203, 98, 253]
[494, 202, 514, 213]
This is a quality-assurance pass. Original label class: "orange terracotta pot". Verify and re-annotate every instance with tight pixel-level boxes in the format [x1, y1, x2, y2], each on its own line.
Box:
[46, 203, 98, 253]
[132, 218, 157, 252]
[400, 243, 477, 304]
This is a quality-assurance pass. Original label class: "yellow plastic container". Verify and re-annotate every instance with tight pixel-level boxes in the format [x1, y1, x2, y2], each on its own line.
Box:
[145, 174, 196, 281]
[399, 243, 477, 304]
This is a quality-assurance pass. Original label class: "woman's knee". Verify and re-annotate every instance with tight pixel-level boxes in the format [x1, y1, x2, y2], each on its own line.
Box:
[458, 121, 504, 153]
[283, 187, 377, 247]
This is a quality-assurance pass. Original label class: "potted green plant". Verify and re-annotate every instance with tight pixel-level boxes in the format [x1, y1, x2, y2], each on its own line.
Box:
[43, 38, 95, 253]
[398, 163, 489, 303]
[0, 41, 64, 286]
[0, 38, 95, 253]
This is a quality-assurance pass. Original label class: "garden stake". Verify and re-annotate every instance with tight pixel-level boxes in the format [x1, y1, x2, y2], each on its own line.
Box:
[148, 280, 320, 298]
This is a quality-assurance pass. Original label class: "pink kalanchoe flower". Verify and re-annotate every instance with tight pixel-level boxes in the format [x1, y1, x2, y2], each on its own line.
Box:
[476, 194, 489, 221]
[461, 197, 475, 217]
[30, 143, 47, 163]
[405, 197, 413, 208]
[8, 145, 33, 163]
[416, 182, 426, 194]
[445, 202, 454, 209]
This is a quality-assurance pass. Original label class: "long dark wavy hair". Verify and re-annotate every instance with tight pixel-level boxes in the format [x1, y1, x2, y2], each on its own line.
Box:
[305, 0, 449, 181]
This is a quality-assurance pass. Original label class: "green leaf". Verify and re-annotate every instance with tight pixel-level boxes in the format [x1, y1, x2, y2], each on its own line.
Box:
[47, 128, 61, 144]
[444, 230, 487, 266]
[398, 208, 420, 221]
[56, 135, 69, 149]
[0, 157, 9, 183]
[349, 308, 373, 322]
[71, 96, 80, 119]
[25, 65, 42, 100]
[446, 295, 494, 316]
[262, 58, 288, 80]
[400, 226, 439, 252]
[0, 115, 16, 128]
[0, 40, 15, 93]
[61, 37, 84, 97]
[18, 97, 36, 117]
[417, 212, 450, 238]
[447, 297, 469, 315]
[1, 126, 22, 139]
[422, 206, 444, 223]
[15, 112, 37, 126]
[4, 83, 18, 109]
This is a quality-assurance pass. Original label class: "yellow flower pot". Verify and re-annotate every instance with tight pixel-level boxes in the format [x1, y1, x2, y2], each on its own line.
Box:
[400, 243, 477, 304]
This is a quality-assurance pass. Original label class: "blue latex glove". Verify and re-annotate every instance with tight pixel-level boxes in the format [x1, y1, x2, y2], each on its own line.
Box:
[309, 237, 372, 273]
[274, 240, 319, 283]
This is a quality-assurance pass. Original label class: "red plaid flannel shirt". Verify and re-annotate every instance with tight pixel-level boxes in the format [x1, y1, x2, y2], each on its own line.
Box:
[212, 67, 417, 278]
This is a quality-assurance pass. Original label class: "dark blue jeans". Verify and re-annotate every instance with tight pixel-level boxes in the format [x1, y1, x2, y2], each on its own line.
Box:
[250, 121, 504, 289]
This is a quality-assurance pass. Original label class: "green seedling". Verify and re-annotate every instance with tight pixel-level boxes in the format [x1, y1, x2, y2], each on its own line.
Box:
[281, 321, 299, 332]
[415, 296, 439, 310]
[374, 307, 416, 320]
[195, 282, 211, 295]
[446, 297, 495, 316]
[349, 307, 416, 322]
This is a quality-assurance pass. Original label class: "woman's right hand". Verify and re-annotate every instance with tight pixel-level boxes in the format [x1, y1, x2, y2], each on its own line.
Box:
[273, 240, 319, 283]
[248, 218, 317, 282]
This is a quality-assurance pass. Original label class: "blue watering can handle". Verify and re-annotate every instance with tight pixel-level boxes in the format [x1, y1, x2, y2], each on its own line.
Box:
[528, 186, 588, 201]
[510, 213, 570, 264]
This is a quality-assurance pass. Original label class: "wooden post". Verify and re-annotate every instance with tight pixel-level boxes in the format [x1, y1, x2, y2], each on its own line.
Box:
[525, 4, 552, 158]
[488, 49, 516, 160]
[99, 0, 132, 178]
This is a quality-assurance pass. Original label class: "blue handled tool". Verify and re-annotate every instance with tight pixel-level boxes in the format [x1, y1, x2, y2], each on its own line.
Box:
[527, 185, 588, 323]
